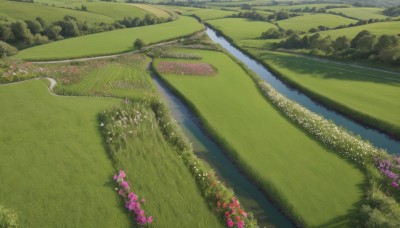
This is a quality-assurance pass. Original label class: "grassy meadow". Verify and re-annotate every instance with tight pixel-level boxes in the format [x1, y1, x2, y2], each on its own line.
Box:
[132, 4, 172, 18]
[277, 13, 357, 32]
[17, 16, 203, 60]
[254, 4, 348, 11]
[184, 9, 236, 21]
[0, 80, 127, 227]
[155, 48, 365, 227]
[251, 50, 400, 137]
[328, 7, 388, 20]
[0, 0, 113, 23]
[207, 18, 277, 40]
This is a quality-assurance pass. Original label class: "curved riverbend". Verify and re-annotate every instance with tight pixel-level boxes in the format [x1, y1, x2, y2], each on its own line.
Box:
[151, 73, 295, 228]
[205, 27, 400, 154]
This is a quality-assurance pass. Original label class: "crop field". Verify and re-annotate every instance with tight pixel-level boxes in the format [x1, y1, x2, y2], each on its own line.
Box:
[155, 48, 365, 227]
[254, 4, 348, 11]
[17, 16, 203, 60]
[59, 2, 152, 20]
[55, 55, 155, 100]
[277, 13, 357, 32]
[207, 18, 278, 41]
[0, 80, 127, 227]
[183, 9, 236, 21]
[51, 55, 223, 227]
[328, 7, 388, 20]
[316, 21, 400, 39]
[250, 50, 400, 137]
[0, 0, 113, 23]
[132, 4, 171, 18]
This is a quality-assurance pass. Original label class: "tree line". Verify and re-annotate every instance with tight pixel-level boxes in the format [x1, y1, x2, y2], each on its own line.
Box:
[273, 30, 400, 65]
[0, 14, 170, 55]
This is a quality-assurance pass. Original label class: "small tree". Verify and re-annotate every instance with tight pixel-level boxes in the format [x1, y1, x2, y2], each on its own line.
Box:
[133, 38, 145, 49]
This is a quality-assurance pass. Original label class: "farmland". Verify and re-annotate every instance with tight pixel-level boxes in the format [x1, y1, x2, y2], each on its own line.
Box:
[0, 0, 113, 23]
[184, 9, 236, 21]
[17, 16, 202, 60]
[206, 18, 277, 40]
[277, 13, 357, 32]
[328, 7, 389, 20]
[0, 80, 126, 227]
[155, 48, 365, 227]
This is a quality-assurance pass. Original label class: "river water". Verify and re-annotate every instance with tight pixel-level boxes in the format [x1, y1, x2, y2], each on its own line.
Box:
[205, 27, 400, 154]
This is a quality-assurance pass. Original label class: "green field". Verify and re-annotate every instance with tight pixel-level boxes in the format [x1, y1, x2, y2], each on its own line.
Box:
[184, 8, 236, 21]
[17, 16, 203, 60]
[254, 4, 348, 11]
[251, 50, 400, 138]
[0, 0, 113, 23]
[155, 48, 365, 227]
[55, 55, 155, 101]
[60, 2, 152, 20]
[329, 7, 388, 20]
[316, 21, 400, 39]
[132, 4, 171, 18]
[52, 55, 223, 227]
[207, 18, 277, 40]
[0, 80, 127, 227]
[277, 13, 357, 32]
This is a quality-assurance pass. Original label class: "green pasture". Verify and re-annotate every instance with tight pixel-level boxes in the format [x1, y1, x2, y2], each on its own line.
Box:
[60, 2, 151, 20]
[17, 16, 203, 60]
[316, 21, 400, 39]
[277, 13, 356, 32]
[254, 4, 348, 11]
[207, 18, 277, 40]
[155, 48, 365, 227]
[251, 50, 400, 137]
[55, 55, 155, 100]
[132, 4, 171, 18]
[184, 8, 236, 21]
[0, 0, 113, 23]
[54, 56, 222, 227]
[328, 7, 388, 20]
[0, 80, 127, 227]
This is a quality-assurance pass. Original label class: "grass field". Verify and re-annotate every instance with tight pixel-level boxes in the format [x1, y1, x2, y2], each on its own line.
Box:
[183, 9, 236, 21]
[250, 50, 400, 138]
[254, 4, 348, 11]
[0, 80, 127, 227]
[207, 18, 278, 40]
[17, 16, 203, 60]
[52, 55, 223, 227]
[55, 55, 155, 101]
[316, 21, 400, 39]
[155, 48, 365, 227]
[277, 13, 357, 32]
[132, 4, 171, 18]
[60, 2, 152, 21]
[0, 0, 113, 23]
[328, 7, 388, 20]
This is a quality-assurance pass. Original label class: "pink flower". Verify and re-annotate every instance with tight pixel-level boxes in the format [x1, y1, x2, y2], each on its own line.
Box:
[128, 192, 135, 199]
[118, 189, 125, 196]
[237, 220, 245, 228]
[147, 216, 153, 224]
[121, 181, 130, 190]
[113, 175, 118, 180]
[119, 170, 126, 178]
[139, 210, 145, 216]
[227, 218, 234, 227]
[141, 198, 146, 203]
[243, 212, 248, 218]
[392, 181, 399, 189]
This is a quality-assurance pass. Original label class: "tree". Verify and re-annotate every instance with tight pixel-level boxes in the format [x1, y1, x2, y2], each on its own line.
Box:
[351, 30, 372, 48]
[375, 34, 399, 50]
[0, 24, 14, 42]
[261, 28, 282, 39]
[25, 20, 43, 34]
[333, 36, 350, 52]
[276, 11, 289, 20]
[133, 38, 145, 49]
[356, 35, 376, 51]
[314, 36, 334, 54]
[11, 20, 34, 44]
[43, 25, 62, 40]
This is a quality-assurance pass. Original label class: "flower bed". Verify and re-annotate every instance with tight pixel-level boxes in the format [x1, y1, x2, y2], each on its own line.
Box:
[113, 170, 153, 226]
[157, 62, 217, 76]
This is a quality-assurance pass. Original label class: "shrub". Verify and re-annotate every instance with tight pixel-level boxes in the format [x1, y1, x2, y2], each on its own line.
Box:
[133, 38, 145, 50]
[0, 205, 18, 228]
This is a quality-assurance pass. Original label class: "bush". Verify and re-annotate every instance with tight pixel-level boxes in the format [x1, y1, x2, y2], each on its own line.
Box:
[133, 38, 145, 49]
[0, 41, 18, 57]
[0, 205, 18, 228]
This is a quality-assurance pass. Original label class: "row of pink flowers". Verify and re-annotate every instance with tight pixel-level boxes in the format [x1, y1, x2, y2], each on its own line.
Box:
[157, 61, 217, 76]
[114, 170, 153, 226]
